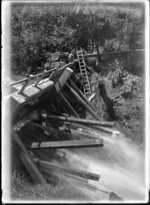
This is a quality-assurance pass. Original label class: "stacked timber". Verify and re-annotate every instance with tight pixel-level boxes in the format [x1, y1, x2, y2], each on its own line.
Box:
[10, 60, 119, 201]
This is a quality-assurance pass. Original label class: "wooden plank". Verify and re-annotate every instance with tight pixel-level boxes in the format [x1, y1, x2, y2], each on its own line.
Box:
[54, 67, 73, 93]
[11, 129, 47, 185]
[9, 67, 73, 124]
[65, 83, 101, 121]
[43, 114, 115, 127]
[28, 138, 103, 149]
[33, 158, 100, 181]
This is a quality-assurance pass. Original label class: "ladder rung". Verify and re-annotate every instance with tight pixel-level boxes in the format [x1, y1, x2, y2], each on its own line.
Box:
[84, 88, 91, 91]
[84, 85, 90, 88]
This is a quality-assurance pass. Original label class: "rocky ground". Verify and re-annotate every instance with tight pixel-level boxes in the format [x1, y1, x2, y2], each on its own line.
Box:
[90, 64, 145, 146]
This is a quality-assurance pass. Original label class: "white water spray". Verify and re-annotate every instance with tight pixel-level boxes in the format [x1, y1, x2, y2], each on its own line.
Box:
[62, 131, 146, 201]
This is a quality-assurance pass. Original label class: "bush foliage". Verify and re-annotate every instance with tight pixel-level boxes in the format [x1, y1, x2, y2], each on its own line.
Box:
[11, 2, 145, 74]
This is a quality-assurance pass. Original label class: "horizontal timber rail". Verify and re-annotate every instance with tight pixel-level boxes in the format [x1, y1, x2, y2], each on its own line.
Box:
[42, 114, 115, 127]
[9, 61, 76, 87]
[28, 138, 103, 149]
[9, 68, 57, 86]
[33, 158, 100, 181]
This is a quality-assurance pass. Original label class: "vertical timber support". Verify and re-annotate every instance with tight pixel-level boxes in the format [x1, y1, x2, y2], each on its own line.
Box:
[18, 75, 33, 94]
[11, 129, 47, 185]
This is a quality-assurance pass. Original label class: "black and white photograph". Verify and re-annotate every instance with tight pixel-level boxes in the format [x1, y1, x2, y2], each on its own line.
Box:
[2, 0, 149, 203]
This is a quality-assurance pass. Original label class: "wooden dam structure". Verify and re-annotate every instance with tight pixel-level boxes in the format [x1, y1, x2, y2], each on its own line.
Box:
[3, 49, 120, 199]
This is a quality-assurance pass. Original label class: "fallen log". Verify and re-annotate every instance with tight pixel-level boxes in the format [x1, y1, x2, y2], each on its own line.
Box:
[33, 158, 100, 181]
[65, 83, 101, 121]
[42, 114, 114, 127]
[28, 138, 103, 150]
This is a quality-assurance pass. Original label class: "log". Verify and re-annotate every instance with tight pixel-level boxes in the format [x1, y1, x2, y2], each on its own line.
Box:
[59, 91, 80, 118]
[64, 122, 112, 136]
[33, 158, 100, 181]
[11, 129, 47, 185]
[29, 138, 103, 149]
[34, 123, 73, 140]
[43, 114, 114, 127]
[34, 123, 98, 140]
[69, 79, 96, 112]
[88, 124, 113, 134]
[65, 83, 101, 121]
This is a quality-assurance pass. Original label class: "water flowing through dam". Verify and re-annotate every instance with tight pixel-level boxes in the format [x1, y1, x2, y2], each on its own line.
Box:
[59, 130, 145, 201]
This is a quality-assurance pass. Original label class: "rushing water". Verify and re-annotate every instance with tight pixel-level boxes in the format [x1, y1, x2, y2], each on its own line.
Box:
[8, 74, 146, 202]
[60, 130, 146, 202]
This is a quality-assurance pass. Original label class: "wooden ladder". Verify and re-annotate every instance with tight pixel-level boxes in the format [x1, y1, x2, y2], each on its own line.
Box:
[77, 49, 92, 98]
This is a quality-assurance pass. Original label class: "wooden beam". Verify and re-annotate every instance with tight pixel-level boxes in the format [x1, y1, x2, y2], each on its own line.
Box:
[69, 79, 96, 112]
[64, 122, 113, 137]
[88, 124, 113, 135]
[11, 129, 47, 185]
[34, 123, 72, 140]
[56, 95, 68, 114]
[34, 123, 99, 140]
[65, 83, 101, 121]
[59, 91, 80, 118]
[33, 158, 100, 181]
[28, 138, 103, 149]
[43, 114, 115, 127]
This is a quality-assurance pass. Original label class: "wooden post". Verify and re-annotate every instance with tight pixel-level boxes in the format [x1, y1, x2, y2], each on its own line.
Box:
[11, 129, 47, 185]
[65, 83, 101, 121]
[69, 79, 96, 112]
[34, 76, 43, 87]
[33, 158, 100, 181]
[59, 91, 80, 118]
[43, 114, 114, 127]
[18, 74, 33, 94]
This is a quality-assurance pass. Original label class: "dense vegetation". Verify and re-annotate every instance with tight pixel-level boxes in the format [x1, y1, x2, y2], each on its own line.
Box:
[11, 2, 145, 74]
